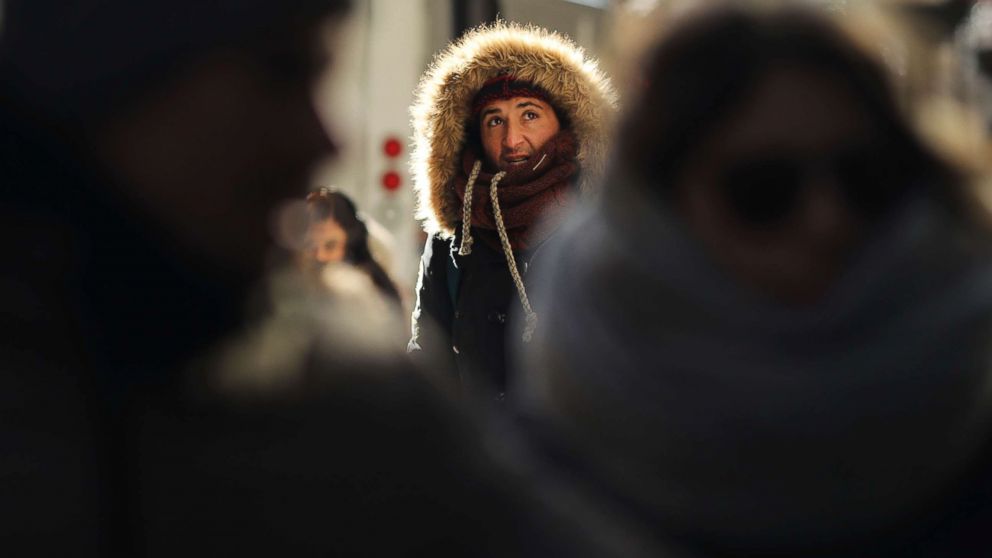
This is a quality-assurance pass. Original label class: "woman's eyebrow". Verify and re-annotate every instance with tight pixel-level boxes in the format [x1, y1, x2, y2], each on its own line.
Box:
[480, 107, 504, 118]
[516, 101, 544, 110]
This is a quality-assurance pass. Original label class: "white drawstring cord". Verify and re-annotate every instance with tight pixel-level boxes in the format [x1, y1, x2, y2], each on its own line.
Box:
[489, 170, 538, 343]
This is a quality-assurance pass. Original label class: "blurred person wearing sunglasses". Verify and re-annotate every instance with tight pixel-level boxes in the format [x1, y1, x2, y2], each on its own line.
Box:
[517, 4, 992, 556]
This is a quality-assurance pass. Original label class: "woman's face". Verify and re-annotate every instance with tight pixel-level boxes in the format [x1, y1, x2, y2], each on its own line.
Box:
[304, 217, 347, 264]
[675, 66, 887, 304]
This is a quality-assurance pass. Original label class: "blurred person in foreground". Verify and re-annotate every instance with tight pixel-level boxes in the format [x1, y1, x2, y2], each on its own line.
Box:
[0, 0, 349, 552]
[408, 21, 617, 400]
[518, 4, 992, 556]
[0, 1, 659, 556]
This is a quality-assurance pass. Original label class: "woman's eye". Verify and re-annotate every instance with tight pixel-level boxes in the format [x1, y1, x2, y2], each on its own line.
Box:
[486, 116, 503, 127]
[523, 111, 538, 120]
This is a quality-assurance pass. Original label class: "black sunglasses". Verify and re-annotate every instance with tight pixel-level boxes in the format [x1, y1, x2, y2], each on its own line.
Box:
[717, 145, 910, 227]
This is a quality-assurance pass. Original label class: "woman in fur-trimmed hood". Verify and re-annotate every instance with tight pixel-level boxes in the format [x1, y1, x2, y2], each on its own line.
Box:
[407, 21, 617, 399]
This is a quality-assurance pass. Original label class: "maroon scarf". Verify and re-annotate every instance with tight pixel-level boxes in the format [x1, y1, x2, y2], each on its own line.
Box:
[453, 130, 579, 251]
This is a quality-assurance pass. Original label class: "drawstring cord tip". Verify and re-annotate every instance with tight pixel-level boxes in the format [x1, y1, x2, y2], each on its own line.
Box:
[522, 312, 538, 343]
[532, 153, 547, 172]
[458, 160, 483, 256]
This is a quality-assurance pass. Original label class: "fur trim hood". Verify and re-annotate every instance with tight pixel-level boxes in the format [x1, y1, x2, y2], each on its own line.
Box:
[410, 21, 618, 237]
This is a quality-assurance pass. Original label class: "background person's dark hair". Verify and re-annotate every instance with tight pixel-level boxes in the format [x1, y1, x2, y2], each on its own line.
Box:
[306, 188, 401, 305]
[620, 5, 963, 212]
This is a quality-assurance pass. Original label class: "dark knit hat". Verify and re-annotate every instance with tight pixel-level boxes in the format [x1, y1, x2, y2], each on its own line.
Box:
[471, 74, 554, 116]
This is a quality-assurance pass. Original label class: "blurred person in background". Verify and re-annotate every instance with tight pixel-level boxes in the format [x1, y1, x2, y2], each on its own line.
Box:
[959, 1, 992, 136]
[519, 4, 992, 556]
[958, 0, 992, 213]
[268, 186, 408, 350]
[300, 187, 403, 309]
[408, 21, 617, 401]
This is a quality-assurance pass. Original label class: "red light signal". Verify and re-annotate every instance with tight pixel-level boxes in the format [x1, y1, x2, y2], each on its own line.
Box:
[383, 137, 402, 158]
[382, 171, 401, 191]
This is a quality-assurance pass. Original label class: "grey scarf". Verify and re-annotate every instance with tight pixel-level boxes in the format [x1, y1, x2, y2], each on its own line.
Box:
[518, 175, 992, 550]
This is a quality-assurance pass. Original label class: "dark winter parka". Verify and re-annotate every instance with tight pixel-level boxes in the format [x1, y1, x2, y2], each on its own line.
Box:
[407, 22, 616, 396]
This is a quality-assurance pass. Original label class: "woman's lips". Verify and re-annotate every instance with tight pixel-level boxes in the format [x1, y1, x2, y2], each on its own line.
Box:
[503, 154, 530, 166]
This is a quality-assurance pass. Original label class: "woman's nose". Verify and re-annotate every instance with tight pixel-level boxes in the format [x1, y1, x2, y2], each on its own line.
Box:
[503, 120, 524, 149]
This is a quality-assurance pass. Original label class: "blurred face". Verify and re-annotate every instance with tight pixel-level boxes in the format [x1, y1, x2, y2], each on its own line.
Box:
[479, 96, 560, 171]
[305, 218, 347, 264]
[676, 67, 891, 304]
[96, 19, 342, 278]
